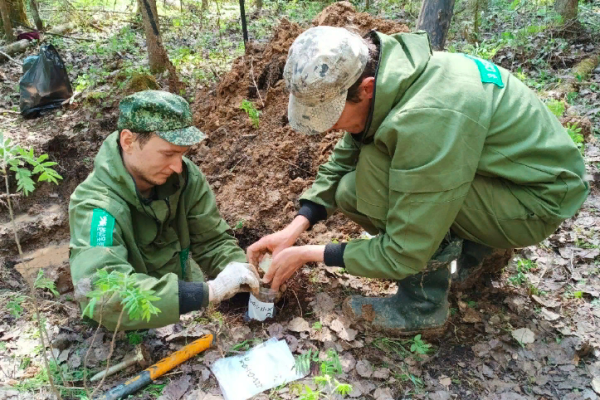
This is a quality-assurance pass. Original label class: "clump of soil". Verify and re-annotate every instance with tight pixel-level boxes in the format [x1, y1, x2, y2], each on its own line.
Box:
[192, 2, 408, 238]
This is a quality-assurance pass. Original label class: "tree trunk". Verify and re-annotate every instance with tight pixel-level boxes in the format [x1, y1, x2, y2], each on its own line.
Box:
[29, 0, 43, 30]
[201, 0, 208, 11]
[416, 0, 456, 50]
[0, 0, 15, 42]
[255, 0, 262, 11]
[555, 0, 577, 22]
[140, 0, 169, 73]
[7, 0, 29, 27]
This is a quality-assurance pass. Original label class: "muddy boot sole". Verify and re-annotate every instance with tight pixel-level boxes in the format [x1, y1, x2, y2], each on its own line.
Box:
[452, 248, 514, 292]
[342, 297, 449, 339]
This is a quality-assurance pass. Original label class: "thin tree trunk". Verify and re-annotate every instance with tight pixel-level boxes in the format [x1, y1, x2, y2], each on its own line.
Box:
[29, 0, 43, 30]
[255, 0, 262, 11]
[416, 0, 456, 50]
[7, 0, 29, 27]
[555, 0, 577, 22]
[0, 0, 15, 42]
[140, 0, 169, 73]
[201, 0, 208, 11]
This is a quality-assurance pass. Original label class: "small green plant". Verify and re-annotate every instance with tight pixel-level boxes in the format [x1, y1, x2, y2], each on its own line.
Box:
[295, 349, 352, 400]
[127, 332, 143, 346]
[1, 134, 63, 195]
[320, 349, 343, 376]
[409, 334, 432, 355]
[34, 270, 59, 297]
[547, 100, 565, 118]
[1, 133, 64, 399]
[566, 123, 585, 154]
[7, 294, 26, 318]
[83, 269, 161, 323]
[312, 321, 323, 331]
[508, 258, 537, 286]
[294, 348, 320, 375]
[233, 219, 245, 230]
[240, 99, 260, 129]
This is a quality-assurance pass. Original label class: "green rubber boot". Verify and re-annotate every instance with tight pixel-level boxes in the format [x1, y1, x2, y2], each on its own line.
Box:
[343, 236, 462, 338]
[452, 240, 514, 291]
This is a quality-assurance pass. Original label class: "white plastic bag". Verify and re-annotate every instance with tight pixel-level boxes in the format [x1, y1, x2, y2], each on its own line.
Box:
[211, 338, 306, 400]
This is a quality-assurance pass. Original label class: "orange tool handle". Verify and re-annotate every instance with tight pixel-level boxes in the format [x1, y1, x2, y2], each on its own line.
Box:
[147, 333, 214, 379]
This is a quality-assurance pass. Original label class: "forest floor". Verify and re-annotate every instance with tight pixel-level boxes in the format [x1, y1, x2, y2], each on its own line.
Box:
[1, 0, 600, 399]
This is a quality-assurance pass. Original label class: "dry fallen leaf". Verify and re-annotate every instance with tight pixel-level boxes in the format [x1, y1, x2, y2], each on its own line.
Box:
[592, 377, 600, 395]
[158, 374, 192, 400]
[541, 307, 561, 321]
[438, 375, 451, 388]
[288, 317, 310, 332]
[511, 328, 535, 344]
[356, 359, 373, 378]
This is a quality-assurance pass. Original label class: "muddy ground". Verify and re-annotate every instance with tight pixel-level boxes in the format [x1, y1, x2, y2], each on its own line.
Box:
[1, 2, 600, 400]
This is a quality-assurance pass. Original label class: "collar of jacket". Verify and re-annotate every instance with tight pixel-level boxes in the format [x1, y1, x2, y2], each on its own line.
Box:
[93, 131, 187, 222]
[353, 30, 432, 144]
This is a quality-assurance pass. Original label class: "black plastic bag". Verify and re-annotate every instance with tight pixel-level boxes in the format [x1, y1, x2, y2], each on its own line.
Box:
[19, 44, 73, 118]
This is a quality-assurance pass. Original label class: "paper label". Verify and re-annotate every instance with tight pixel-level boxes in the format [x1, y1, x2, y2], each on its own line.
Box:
[211, 338, 307, 400]
[248, 294, 274, 321]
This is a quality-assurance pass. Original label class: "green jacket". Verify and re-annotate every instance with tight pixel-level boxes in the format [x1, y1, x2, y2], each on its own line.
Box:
[301, 31, 588, 280]
[69, 132, 245, 330]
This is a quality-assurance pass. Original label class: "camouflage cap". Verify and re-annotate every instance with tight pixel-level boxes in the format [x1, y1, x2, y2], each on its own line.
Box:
[117, 90, 205, 146]
[284, 26, 369, 135]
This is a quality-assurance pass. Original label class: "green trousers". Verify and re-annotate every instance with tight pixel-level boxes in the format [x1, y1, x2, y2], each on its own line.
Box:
[335, 171, 562, 249]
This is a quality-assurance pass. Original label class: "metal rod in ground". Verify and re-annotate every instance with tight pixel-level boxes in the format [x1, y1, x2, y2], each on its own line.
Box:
[239, 0, 249, 45]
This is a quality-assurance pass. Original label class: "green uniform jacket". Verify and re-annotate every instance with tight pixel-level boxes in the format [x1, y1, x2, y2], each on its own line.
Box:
[69, 132, 246, 330]
[300, 31, 589, 281]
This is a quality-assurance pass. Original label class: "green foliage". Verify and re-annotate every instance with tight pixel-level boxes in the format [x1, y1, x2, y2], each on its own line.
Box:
[0, 134, 63, 196]
[34, 270, 59, 297]
[409, 334, 432, 355]
[373, 334, 435, 358]
[127, 332, 143, 346]
[295, 350, 352, 400]
[547, 100, 566, 118]
[320, 349, 343, 376]
[294, 348, 320, 375]
[312, 321, 323, 331]
[240, 100, 260, 129]
[566, 123, 585, 154]
[7, 294, 26, 318]
[83, 269, 161, 324]
[508, 258, 537, 286]
[233, 219, 245, 230]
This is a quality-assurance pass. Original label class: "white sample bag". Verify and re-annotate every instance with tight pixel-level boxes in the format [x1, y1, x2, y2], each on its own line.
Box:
[247, 294, 275, 321]
[211, 338, 306, 400]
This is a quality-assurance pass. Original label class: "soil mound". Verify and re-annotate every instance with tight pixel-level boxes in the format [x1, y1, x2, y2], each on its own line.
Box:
[192, 2, 408, 242]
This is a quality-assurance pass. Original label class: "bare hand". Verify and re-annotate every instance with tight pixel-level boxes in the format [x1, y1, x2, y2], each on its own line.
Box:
[263, 245, 325, 291]
[247, 216, 310, 266]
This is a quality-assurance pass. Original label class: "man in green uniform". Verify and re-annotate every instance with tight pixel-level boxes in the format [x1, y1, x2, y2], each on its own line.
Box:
[248, 27, 589, 336]
[70, 90, 259, 331]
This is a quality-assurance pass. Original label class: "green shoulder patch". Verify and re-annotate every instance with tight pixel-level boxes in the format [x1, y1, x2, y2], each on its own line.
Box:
[90, 208, 115, 247]
[463, 54, 505, 88]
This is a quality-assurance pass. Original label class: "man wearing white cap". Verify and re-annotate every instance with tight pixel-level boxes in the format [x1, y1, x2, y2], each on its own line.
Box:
[248, 26, 588, 335]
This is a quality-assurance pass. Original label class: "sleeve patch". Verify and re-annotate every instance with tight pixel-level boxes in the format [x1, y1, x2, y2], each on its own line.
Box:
[90, 208, 115, 247]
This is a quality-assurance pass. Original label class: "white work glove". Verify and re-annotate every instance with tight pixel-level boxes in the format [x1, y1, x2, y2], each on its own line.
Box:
[208, 262, 260, 303]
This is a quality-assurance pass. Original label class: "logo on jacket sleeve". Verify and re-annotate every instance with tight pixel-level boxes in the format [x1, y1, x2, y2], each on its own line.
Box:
[90, 208, 115, 247]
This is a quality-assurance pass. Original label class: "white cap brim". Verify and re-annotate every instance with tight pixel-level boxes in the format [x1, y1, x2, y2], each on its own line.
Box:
[288, 91, 346, 135]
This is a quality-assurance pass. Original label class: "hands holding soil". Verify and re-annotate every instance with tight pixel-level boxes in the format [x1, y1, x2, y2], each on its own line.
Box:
[247, 216, 325, 290]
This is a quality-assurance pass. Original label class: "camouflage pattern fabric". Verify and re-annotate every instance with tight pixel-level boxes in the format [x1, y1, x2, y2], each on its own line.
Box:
[284, 26, 369, 135]
[117, 90, 206, 146]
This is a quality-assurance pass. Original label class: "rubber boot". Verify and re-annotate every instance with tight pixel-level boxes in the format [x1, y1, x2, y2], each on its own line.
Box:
[452, 240, 514, 291]
[343, 236, 462, 338]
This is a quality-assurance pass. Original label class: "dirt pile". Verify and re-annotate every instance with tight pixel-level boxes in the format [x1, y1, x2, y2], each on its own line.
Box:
[192, 2, 408, 243]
